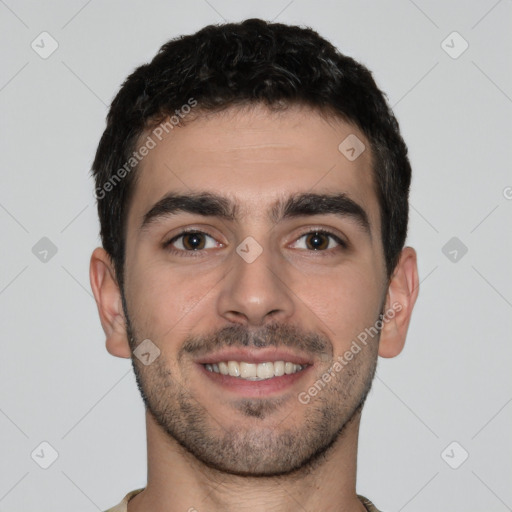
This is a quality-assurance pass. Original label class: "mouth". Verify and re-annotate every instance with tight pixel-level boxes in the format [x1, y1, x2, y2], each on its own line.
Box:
[195, 348, 314, 397]
[203, 360, 307, 381]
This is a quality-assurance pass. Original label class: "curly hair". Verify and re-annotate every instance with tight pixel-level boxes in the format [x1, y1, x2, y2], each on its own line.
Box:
[92, 18, 411, 289]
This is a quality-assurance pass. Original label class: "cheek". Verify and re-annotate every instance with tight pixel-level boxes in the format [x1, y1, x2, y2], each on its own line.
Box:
[297, 264, 383, 346]
[127, 256, 221, 333]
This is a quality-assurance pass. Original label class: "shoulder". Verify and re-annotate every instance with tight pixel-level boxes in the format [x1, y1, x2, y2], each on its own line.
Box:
[103, 488, 145, 512]
[357, 494, 383, 512]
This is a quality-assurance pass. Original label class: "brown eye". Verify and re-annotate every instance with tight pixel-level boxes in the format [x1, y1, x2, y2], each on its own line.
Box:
[290, 230, 347, 252]
[181, 232, 206, 250]
[165, 231, 220, 253]
[305, 232, 330, 250]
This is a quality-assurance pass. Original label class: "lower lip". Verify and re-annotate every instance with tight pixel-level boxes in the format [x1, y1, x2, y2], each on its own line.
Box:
[198, 364, 312, 397]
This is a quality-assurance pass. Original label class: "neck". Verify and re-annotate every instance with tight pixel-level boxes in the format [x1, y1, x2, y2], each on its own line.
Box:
[128, 410, 366, 512]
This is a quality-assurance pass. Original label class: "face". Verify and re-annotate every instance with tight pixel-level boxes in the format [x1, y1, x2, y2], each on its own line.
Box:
[121, 104, 388, 476]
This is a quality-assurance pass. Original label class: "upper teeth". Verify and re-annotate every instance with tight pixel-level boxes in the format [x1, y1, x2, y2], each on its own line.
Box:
[204, 361, 305, 380]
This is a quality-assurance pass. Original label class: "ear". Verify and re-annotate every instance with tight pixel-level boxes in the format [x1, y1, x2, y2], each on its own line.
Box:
[378, 246, 419, 358]
[89, 247, 131, 359]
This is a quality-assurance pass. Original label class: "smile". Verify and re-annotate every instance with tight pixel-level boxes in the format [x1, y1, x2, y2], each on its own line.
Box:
[203, 361, 307, 381]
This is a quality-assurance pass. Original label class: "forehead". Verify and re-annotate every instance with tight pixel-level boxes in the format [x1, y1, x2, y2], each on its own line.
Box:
[127, 104, 379, 232]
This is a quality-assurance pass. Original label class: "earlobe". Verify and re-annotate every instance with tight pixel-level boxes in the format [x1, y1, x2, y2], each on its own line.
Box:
[378, 247, 419, 358]
[89, 247, 132, 359]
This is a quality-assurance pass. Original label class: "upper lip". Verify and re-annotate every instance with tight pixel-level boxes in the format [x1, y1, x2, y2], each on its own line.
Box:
[194, 347, 314, 366]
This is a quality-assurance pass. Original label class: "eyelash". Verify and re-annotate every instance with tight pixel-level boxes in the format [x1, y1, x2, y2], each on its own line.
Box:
[163, 228, 347, 257]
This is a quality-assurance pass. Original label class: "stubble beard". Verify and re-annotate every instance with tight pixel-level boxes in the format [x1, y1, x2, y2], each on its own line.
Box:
[122, 298, 379, 477]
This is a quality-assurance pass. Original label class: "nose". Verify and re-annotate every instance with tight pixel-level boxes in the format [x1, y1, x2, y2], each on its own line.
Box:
[216, 240, 296, 327]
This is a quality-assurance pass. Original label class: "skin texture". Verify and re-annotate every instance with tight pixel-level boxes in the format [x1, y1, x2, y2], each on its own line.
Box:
[90, 104, 419, 512]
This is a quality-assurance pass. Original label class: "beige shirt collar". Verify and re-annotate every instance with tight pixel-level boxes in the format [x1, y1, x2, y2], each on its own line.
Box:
[104, 488, 382, 512]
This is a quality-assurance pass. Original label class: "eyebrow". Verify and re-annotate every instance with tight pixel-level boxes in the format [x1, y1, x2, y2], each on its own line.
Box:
[140, 191, 371, 236]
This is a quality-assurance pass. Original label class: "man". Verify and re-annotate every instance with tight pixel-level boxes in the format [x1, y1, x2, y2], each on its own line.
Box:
[90, 18, 419, 512]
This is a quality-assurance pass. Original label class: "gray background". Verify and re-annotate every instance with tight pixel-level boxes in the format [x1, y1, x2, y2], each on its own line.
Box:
[1, 1, 511, 511]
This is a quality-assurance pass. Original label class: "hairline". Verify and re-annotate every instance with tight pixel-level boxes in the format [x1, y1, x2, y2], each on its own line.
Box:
[113, 101, 385, 289]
